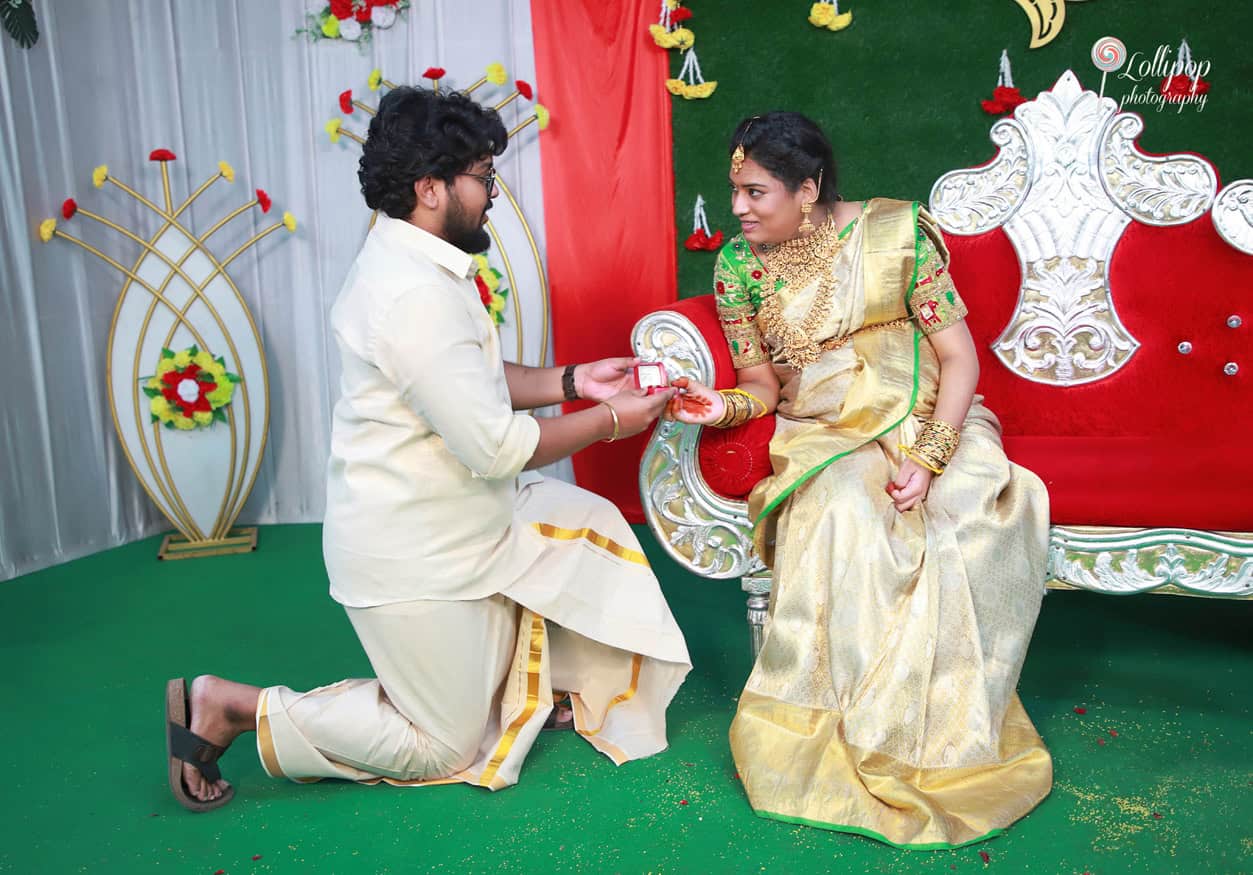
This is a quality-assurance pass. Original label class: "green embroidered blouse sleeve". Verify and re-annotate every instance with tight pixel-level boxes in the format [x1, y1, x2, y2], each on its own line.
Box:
[908, 226, 968, 335]
[714, 242, 769, 369]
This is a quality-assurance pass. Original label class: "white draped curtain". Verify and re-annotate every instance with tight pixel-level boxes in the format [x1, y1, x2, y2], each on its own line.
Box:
[0, 0, 559, 581]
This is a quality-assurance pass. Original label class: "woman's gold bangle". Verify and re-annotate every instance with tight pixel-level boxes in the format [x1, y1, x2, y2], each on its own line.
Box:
[712, 388, 765, 428]
[725, 387, 767, 418]
[601, 401, 620, 443]
[897, 444, 944, 475]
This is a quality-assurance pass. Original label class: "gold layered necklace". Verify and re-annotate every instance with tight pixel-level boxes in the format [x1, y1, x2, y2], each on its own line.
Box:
[755, 213, 848, 369]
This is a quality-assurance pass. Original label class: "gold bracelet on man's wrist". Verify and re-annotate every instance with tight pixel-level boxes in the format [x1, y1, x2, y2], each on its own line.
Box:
[600, 401, 620, 443]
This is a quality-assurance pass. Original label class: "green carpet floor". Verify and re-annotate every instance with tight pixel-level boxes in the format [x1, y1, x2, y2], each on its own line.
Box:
[1, 524, 1248, 873]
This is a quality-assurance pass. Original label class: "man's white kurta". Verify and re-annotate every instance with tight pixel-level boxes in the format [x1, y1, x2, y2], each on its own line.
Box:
[323, 214, 547, 607]
[258, 214, 690, 789]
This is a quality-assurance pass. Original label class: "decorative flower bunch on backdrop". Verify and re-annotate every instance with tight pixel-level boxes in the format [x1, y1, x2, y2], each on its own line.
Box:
[296, 0, 409, 47]
[808, 1, 852, 31]
[649, 1, 716, 100]
[144, 346, 238, 431]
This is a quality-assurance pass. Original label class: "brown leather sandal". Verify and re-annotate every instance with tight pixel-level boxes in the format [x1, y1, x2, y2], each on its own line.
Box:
[165, 678, 235, 812]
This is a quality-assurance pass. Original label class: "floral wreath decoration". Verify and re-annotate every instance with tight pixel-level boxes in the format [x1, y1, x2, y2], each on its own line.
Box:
[143, 346, 238, 430]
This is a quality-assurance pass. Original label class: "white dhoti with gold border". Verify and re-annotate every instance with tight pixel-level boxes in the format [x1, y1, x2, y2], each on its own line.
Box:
[257, 476, 691, 790]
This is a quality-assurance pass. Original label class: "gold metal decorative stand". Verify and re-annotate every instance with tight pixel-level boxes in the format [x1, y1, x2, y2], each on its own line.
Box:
[38, 153, 294, 559]
[159, 527, 259, 561]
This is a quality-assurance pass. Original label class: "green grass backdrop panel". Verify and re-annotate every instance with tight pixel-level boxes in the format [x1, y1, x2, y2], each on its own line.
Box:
[670, 0, 1253, 298]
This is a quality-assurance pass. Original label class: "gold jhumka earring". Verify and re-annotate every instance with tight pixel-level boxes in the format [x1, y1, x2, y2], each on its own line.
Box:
[798, 202, 815, 234]
[798, 168, 823, 234]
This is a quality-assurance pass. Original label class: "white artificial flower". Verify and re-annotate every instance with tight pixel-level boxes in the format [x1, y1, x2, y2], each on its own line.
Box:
[338, 17, 363, 40]
[177, 379, 201, 404]
[371, 5, 396, 28]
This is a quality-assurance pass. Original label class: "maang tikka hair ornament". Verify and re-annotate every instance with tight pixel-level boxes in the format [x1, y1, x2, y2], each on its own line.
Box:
[731, 117, 758, 175]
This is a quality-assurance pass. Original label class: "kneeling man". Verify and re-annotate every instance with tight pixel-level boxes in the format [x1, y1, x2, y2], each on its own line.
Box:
[165, 86, 689, 810]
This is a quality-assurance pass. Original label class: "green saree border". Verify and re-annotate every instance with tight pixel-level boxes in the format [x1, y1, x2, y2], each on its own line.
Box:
[753, 200, 925, 525]
[755, 809, 1006, 851]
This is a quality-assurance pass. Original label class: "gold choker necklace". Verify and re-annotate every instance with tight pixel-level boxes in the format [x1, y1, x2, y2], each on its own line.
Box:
[759, 213, 842, 291]
[756, 214, 850, 370]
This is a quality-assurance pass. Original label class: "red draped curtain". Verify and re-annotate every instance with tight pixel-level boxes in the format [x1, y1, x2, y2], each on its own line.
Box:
[531, 0, 677, 522]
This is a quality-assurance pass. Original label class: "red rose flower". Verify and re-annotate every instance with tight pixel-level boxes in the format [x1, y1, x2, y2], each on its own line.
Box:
[256, 189, 272, 213]
[994, 86, 1027, 110]
[355, 4, 372, 21]
[330, 0, 354, 19]
[684, 228, 710, 251]
[474, 273, 492, 307]
[148, 148, 177, 162]
[161, 364, 217, 418]
[423, 67, 446, 80]
[1159, 75, 1210, 102]
[671, 7, 693, 22]
[62, 198, 78, 220]
[339, 89, 354, 114]
[981, 86, 1026, 116]
[515, 80, 533, 100]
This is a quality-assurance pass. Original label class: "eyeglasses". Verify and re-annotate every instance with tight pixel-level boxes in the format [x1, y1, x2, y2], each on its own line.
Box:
[458, 167, 497, 195]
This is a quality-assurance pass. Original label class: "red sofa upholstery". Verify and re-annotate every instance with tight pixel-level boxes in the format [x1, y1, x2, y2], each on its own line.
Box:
[673, 211, 1253, 531]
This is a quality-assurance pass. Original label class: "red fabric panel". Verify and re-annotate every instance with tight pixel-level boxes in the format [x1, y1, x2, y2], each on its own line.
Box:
[659, 277, 1253, 528]
[1003, 436, 1252, 530]
[531, 1, 677, 522]
[946, 220, 1252, 441]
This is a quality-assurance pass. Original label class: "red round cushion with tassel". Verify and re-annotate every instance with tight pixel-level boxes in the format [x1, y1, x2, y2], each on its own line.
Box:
[697, 415, 776, 500]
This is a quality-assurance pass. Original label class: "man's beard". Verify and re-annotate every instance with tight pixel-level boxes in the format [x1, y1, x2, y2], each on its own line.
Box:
[444, 188, 491, 254]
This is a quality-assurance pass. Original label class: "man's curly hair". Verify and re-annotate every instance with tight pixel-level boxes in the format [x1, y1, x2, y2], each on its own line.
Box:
[358, 86, 507, 219]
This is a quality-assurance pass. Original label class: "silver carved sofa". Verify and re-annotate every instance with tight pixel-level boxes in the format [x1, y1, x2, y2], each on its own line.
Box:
[634, 71, 1253, 657]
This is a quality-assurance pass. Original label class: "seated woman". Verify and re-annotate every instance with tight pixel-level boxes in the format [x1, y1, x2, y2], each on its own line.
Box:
[670, 112, 1052, 849]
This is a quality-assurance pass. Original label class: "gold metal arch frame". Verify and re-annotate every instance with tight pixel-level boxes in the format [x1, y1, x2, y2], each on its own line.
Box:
[38, 156, 295, 560]
[327, 67, 552, 369]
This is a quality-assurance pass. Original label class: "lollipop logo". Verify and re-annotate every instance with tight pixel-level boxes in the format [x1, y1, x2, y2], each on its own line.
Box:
[1091, 36, 1126, 73]
[1090, 36, 1126, 99]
